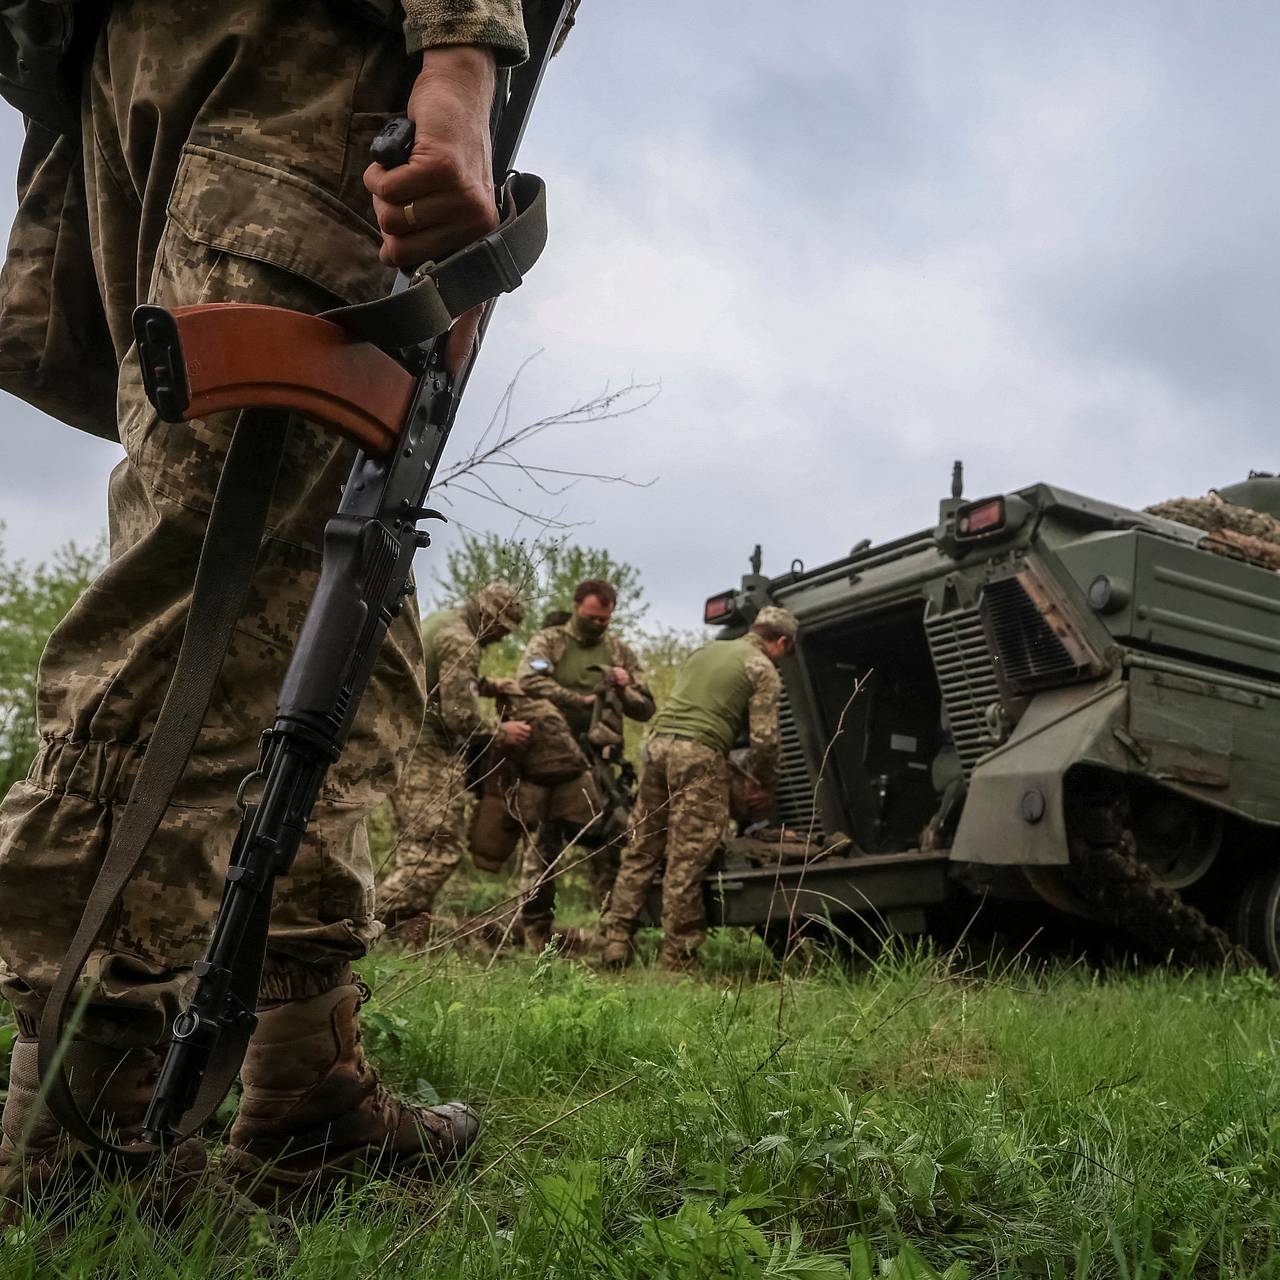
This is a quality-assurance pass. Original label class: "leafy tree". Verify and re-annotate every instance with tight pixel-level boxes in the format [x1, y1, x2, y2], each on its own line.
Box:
[0, 531, 104, 797]
[430, 531, 648, 659]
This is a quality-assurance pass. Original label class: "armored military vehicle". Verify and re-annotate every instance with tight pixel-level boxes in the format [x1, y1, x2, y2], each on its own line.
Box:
[703, 468, 1280, 969]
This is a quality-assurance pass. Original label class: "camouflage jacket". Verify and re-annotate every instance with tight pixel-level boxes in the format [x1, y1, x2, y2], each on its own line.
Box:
[517, 620, 655, 739]
[0, 3, 534, 135]
[347, 0, 529, 59]
[400, 0, 581, 59]
[737, 637, 782, 785]
[422, 606, 499, 748]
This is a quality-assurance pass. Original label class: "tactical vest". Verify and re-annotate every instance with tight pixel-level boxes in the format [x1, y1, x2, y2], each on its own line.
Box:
[497, 689, 586, 784]
[651, 636, 762, 756]
[550, 624, 611, 732]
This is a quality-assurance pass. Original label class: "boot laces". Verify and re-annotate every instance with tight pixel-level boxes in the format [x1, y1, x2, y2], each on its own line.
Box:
[348, 980, 421, 1130]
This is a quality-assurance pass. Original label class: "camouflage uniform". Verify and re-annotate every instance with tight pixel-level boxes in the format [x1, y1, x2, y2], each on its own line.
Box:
[380, 588, 521, 922]
[1146, 492, 1280, 571]
[603, 625, 788, 965]
[0, 0, 528, 1048]
[514, 617, 654, 936]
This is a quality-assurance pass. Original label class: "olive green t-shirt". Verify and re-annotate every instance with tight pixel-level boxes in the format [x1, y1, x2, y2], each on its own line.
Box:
[651, 634, 779, 760]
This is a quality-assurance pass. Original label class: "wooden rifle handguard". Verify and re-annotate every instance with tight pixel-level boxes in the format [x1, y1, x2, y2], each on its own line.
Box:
[134, 302, 415, 459]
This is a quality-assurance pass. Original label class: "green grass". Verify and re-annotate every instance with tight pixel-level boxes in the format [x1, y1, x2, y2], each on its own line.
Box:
[8, 920, 1280, 1278]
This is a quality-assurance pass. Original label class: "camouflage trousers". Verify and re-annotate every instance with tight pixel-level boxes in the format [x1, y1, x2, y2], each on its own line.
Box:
[0, 0, 422, 1047]
[380, 737, 470, 923]
[603, 737, 729, 958]
[516, 772, 619, 929]
[587, 843, 622, 911]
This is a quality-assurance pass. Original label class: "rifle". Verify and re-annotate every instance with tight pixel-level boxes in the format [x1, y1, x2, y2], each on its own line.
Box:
[37, 2, 576, 1156]
[580, 666, 637, 846]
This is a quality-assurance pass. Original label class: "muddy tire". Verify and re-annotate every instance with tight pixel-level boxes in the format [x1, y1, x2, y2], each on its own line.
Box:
[1064, 770, 1239, 968]
[1022, 865, 1100, 921]
[1231, 865, 1280, 973]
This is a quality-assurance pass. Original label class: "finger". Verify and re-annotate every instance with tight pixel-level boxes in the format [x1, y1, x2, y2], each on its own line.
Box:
[372, 189, 473, 238]
[378, 219, 497, 270]
[363, 149, 466, 203]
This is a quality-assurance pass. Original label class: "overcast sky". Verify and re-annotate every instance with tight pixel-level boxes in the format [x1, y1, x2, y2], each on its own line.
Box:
[1, 1, 1277, 632]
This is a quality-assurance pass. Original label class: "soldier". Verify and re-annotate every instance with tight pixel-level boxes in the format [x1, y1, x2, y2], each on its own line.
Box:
[381, 582, 532, 928]
[514, 579, 654, 949]
[601, 607, 799, 972]
[0, 0, 562, 1240]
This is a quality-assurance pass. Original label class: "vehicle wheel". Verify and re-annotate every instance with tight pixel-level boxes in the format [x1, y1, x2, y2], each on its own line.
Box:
[1023, 865, 1101, 920]
[1230, 865, 1280, 973]
[1062, 768, 1234, 967]
[1129, 792, 1223, 890]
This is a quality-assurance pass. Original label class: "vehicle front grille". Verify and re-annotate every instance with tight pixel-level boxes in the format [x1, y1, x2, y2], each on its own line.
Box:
[981, 577, 1088, 691]
[774, 687, 823, 837]
[924, 606, 1001, 776]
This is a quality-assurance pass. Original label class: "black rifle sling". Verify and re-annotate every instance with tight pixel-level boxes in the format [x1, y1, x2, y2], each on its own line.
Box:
[37, 165, 549, 1156]
[321, 171, 546, 347]
[39, 408, 289, 1155]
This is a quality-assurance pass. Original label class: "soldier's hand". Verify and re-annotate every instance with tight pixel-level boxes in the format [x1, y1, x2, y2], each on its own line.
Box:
[498, 719, 532, 747]
[609, 666, 631, 688]
[364, 45, 499, 369]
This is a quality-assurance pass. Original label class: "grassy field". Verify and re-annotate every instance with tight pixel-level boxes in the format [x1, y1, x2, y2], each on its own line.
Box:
[6, 897, 1280, 1279]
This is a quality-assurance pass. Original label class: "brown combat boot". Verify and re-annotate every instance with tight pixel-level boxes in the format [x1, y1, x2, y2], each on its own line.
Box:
[523, 919, 553, 953]
[224, 981, 479, 1209]
[599, 932, 635, 970]
[0, 1034, 292, 1259]
[386, 910, 435, 949]
[658, 943, 701, 974]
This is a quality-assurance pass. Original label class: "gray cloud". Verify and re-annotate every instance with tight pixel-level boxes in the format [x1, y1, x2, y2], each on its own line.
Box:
[2, 2, 1279, 628]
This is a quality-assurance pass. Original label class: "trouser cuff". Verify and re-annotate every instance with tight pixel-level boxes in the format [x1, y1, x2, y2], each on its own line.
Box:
[257, 959, 353, 1004]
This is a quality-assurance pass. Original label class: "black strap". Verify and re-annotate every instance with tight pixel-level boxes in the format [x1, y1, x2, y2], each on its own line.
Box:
[321, 172, 546, 348]
[39, 409, 289, 1158]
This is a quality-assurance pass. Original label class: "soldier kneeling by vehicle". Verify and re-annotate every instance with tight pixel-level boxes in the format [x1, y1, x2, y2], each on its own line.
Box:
[600, 606, 799, 972]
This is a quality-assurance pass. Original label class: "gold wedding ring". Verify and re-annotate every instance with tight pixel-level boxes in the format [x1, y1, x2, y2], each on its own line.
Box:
[403, 200, 418, 228]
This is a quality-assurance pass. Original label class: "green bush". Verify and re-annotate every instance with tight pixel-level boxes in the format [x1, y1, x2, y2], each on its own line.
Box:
[0, 529, 103, 797]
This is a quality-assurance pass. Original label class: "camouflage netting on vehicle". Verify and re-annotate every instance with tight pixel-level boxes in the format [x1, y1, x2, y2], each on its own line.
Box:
[1146, 493, 1280, 570]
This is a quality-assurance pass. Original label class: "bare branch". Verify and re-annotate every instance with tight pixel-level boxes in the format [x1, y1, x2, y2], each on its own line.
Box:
[426, 354, 660, 531]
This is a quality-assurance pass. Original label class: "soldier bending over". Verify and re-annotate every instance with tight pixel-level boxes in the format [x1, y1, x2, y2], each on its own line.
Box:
[601, 607, 798, 971]
[381, 582, 531, 927]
